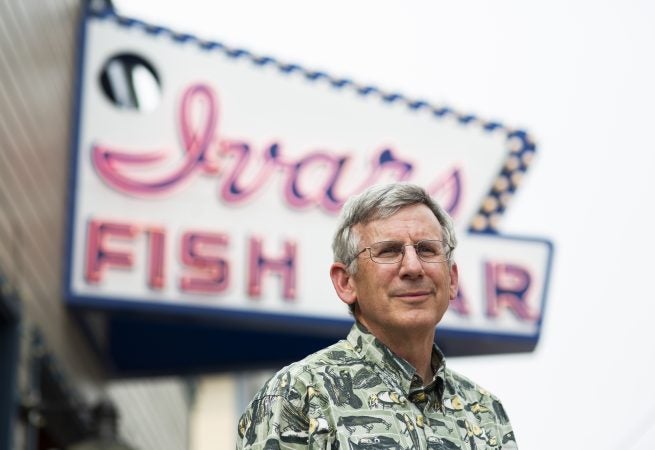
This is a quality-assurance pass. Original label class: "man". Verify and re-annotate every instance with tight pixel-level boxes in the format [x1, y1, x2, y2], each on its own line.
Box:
[236, 183, 517, 449]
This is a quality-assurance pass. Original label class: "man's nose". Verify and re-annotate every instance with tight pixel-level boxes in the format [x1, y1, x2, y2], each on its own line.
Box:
[399, 245, 424, 277]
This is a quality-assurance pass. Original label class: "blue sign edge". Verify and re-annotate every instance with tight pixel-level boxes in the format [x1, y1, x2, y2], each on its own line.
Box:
[65, 232, 554, 342]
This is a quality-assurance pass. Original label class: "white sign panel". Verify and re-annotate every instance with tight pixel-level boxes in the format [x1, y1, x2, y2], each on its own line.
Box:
[67, 10, 552, 344]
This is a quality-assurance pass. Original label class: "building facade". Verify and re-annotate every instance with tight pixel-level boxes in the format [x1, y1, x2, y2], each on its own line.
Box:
[0, 1, 192, 448]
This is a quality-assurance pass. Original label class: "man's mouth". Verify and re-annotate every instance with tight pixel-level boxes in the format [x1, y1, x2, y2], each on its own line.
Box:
[392, 289, 433, 299]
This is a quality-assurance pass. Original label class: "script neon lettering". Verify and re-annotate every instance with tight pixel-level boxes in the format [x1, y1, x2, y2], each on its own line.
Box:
[92, 83, 462, 217]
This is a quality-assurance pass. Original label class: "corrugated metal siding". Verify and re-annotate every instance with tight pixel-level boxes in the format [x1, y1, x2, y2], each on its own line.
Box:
[0, 0, 91, 377]
[0, 1, 191, 449]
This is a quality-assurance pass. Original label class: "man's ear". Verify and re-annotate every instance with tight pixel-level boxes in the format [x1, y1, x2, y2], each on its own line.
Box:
[449, 262, 459, 301]
[330, 263, 357, 306]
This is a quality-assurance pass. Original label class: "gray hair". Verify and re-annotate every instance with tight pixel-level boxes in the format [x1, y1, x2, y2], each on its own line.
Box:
[332, 182, 457, 276]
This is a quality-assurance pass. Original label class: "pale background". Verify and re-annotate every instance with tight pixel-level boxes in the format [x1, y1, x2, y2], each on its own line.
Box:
[112, 1, 655, 448]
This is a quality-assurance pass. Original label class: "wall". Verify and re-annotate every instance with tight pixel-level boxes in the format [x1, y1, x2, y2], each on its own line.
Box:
[0, 1, 191, 449]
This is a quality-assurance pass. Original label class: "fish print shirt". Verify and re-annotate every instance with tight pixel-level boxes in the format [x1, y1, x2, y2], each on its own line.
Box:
[237, 322, 518, 449]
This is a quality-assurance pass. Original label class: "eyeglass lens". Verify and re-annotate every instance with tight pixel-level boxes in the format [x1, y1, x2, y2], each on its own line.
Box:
[369, 240, 448, 263]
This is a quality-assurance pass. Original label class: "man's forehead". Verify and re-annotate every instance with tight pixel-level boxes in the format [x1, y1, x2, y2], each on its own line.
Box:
[353, 204, 443, 240]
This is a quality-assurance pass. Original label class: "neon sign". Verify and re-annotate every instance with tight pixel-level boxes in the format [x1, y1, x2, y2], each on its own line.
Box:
[66, 8, 553, 366]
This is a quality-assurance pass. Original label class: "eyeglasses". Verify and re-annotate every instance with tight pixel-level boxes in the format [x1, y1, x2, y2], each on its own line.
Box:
[356, 240, 452, 264]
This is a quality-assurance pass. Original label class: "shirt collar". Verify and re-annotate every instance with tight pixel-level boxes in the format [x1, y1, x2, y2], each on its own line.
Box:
[346, 321, 446, 403]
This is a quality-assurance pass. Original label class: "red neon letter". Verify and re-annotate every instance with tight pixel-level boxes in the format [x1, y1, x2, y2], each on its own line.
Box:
[485, 262, 537, 321]
[449, 284, 471, 316]
[85, 220, 138, 283]
[247, 237, 297, 300]
[147, 227, 166, 290]
[180, 232, 229, 294]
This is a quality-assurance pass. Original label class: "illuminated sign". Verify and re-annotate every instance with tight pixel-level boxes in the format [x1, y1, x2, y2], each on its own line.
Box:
[66, 7, 553, 372]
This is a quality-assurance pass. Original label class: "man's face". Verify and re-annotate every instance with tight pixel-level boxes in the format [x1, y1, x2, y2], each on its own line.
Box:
[347, 204, 458, 339]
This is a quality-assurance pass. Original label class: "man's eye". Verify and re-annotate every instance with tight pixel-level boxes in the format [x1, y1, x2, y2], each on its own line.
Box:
[417, 242, 439, 256]
[374, 243, 402, 257]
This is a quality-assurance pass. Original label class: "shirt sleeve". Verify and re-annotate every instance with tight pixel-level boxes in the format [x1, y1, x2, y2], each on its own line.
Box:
[236, 394, 311, 450]
[492, 399, 518, 449]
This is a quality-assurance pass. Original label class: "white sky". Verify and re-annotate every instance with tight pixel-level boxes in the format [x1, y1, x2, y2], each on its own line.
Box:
[112, 1, 655, 448]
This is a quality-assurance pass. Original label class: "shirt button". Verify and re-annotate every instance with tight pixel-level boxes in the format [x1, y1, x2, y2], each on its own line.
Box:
[410, 391, 426, 403]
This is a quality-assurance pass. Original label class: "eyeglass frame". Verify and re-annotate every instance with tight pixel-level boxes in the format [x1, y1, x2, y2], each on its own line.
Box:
[354, 239, 454, 265]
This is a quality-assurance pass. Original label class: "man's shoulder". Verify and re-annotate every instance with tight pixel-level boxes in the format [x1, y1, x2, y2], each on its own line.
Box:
[444, 365, 504, 404]
[253, 338, 360, 399]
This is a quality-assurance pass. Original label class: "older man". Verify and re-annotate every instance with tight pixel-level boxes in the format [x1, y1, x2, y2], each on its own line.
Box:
[237, 183, 517, 449]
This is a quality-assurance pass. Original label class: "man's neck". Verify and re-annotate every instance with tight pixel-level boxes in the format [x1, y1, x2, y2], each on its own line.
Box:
[390, 334, 435, 385]
[361, 320, 436, 385]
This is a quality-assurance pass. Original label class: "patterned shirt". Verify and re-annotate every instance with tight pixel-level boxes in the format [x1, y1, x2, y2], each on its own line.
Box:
[237, 322, 517, 449]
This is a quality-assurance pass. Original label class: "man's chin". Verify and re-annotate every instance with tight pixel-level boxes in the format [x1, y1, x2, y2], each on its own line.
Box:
[395, 312, 440, 333]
